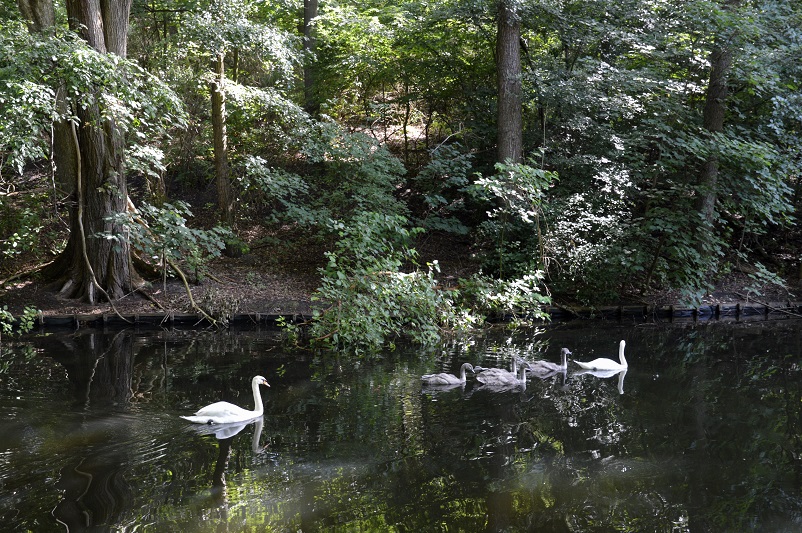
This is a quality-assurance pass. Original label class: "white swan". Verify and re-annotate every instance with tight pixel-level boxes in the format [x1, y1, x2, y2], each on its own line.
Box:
[181, 375, 270, 424]
[421, 363, 475, 386]
[574, 340, 628, 371]
[528, 348, 571, 375]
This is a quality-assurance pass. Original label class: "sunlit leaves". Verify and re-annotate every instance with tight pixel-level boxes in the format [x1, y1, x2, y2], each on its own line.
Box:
[0, 21, 185, 175]
[180, 0, 300, 83]
[103, 200, 233, 280]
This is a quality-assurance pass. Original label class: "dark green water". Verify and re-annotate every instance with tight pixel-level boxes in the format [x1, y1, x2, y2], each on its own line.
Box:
[1, 321, 801, 532]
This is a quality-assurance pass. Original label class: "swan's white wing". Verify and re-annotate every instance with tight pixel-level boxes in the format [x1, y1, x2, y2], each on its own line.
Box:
[193, 401, 251, 418]
[574, 358, 624, 371]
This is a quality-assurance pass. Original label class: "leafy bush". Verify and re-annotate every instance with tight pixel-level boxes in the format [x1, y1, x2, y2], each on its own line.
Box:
[103, 201, 232, 283]
[308, 213, 457, 355]
[0, 306, 38, 343]
[240, 156, 326, 226]
[304, 212, 551, 355]
[455, 272, 550, 324]
[545, 164, 638, 304]
[0, 195, 46, 261]
[411, 144, 473, 235]
[470, 161, 557, 278]
[302, 122, 409, 220]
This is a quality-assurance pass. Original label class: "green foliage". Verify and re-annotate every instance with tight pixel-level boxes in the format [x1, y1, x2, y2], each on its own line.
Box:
[103, 201, 232, 281]
[455, 272, 550, 324]
[742, 260, 788, 300]
[0, 305, 38, 342]
[240, 156, 325, 226]
[411, 144, 473, 234]
[470, 161, 557, 278]
[305, 211, 551, 354]
[180, 0, 299, 79]
[0, 192, 48, 260]
[308, 213, 456, 355]
[0, 20, 185, 175]
[301, 122, 409, 220]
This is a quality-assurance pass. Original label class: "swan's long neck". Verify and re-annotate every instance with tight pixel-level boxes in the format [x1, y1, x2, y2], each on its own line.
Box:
[252, 379, 264, 415]
[619, 341, 627, 367]
[518, 364, 527, 389]
[459, 363, 471, 382]
[560, 350, 568, 368]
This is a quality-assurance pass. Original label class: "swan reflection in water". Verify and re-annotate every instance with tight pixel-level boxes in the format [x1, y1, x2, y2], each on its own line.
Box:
[573, 368, 628, 394]
[190, 416, 266, 505]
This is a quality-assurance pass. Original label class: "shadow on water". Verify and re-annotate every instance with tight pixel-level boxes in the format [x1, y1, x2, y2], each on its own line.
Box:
[1, 322, 802, 531]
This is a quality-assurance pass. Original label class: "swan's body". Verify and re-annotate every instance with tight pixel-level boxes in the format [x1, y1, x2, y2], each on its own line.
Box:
[181, 375, 269, 424]
[574, 340, 628, 371]
[476, 362, 527, 389]
[421, 363, 475, 386]
[474, 356, 519, 381]
[528, 348, 571, 375]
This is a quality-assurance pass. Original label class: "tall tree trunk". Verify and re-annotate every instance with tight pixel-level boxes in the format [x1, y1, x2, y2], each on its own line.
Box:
[211, 52, 234, 232]
[42, 0, 136, 303]
[303, 0, 319, 114]
[496, 0, 522, 165]
[696, 46, 731, 255]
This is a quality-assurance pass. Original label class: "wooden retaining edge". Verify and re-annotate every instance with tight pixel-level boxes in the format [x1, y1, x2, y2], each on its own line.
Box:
[545, 302, 802, 322]
[29, 312, 309, 330]
[15, 302, 802, 330]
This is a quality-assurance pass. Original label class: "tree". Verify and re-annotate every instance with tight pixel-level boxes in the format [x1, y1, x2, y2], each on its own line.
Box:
[16, 0, 53, 32]
[39, 0, 137, 303]
[210, 49, 234, 237]
[180, 0, 299, 250]
[302, 0, 319, 114]
[496, 0, 522, 164]
[695, 45, 732, 256]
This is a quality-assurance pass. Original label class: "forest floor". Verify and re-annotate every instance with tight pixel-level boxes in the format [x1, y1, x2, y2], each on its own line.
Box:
[0, 229, 485, 320]
[2, 226, 801, 323]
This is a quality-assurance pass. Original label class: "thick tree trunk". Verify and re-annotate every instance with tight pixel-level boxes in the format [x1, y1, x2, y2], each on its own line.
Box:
[496, 0, 523, 165]
[303, 0, 319, 114]
[17, 0, 54, 31]
[43, 0, 137, 303]
[695, 45, 731, 259]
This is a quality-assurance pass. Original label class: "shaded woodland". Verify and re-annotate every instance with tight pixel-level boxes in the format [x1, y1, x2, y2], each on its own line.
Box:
[2, 0, 802, 351]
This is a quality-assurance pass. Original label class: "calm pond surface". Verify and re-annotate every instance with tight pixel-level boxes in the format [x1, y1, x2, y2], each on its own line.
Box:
[1, 320, 802, 532]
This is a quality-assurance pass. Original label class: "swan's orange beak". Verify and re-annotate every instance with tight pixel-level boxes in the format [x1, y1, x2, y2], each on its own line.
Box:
[262, 380, 270, 387]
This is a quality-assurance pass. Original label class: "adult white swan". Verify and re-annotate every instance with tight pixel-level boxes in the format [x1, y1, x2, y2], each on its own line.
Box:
[421, 363, 475, 386]
[181, 375, 270, 424]
[528, 348, 571, 375]
[574, 340, 628, 371]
